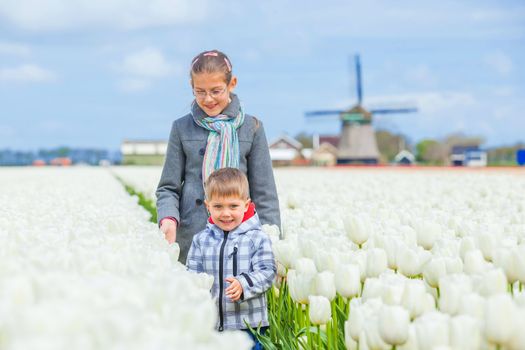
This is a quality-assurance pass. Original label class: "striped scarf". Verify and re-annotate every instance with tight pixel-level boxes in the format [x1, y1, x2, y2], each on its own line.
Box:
[192, 97, 245, 183]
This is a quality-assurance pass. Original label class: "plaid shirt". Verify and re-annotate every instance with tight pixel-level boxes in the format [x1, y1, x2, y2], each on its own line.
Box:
[186, 212, 276, 331]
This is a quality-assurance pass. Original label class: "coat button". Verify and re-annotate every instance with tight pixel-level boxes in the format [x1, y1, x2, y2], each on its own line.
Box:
[195, 199, 203, 206]
[199, 148, 205, 156]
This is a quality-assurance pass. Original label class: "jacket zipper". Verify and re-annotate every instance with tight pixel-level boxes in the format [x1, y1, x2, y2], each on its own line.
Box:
[218, 231, 229, 332]
[232, 246, 238, 276]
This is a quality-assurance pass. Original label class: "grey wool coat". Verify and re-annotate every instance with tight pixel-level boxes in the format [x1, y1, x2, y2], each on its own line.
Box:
[156, 94, 281, 263]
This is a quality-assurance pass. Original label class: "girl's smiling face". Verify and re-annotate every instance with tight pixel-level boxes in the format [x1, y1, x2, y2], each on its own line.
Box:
[192, 72, 237, 117]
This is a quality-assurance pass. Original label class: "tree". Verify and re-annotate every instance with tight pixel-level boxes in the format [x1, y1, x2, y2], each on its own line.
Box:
[294, 132, 313, 148]
[416, 139, 447, 165]
[376, 129, 411, 162]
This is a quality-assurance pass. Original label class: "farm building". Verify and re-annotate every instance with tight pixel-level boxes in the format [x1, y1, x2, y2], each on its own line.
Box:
[269, 135, 306, 166]
[394, 150, 416, 165]
[121, 140, 167, 165]
[450, 145, 487, 167]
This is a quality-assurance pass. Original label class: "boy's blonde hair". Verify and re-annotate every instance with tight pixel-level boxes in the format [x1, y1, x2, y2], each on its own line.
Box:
[204, 168, 250, 200]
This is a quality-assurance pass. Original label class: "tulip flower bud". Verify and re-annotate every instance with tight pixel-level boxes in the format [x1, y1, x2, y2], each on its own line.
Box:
[485, 294, 518, 346]
[366, 248, 388, 278]
[287, 270, 315, 304]
[458, 293, 485, 321]
[450, 315, 481, 350]
[439, 274, 473, 315]
[415, 221, 441, 250]
[294, 257, 317, 275]
[378, 305, 409, 346]
[477, 268, 507, 296]
[344, 214, 371, 247]
[463, 249, 487, 275]
[423, 257, 447, 288]
[414, 312, 450, 350]
[273, 239, 300, 269]
[308, 295, 331, 325]
[401, 280, 427, 319]
[334, 263, 361, 298]
[397, 245, 422, 278]
[315, 271, 336, 301]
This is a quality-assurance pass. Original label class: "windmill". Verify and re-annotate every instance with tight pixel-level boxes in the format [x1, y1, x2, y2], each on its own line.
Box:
[306, 54, 417, 164]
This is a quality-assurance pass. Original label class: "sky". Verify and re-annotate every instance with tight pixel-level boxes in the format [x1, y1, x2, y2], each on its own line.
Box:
[0, 0, 524, 151]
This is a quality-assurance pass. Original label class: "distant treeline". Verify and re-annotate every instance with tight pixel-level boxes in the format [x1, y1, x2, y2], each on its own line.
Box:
[0, 147, 121, 166]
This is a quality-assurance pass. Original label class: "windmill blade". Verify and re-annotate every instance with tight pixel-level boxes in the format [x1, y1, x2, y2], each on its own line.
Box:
[305, 110, 345, 117]
[370, 107, 418, 115]
[355, 54, 363, 105]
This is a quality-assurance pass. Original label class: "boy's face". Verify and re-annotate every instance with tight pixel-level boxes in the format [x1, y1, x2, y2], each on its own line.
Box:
[205, 195, 250, 232]
[191, 72, 237, 117]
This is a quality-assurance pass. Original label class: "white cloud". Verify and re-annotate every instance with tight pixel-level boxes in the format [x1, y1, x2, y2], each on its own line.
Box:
[118, 78, 151, 93]
[406, 64, 438, 87]
[120, 48, 177, 78]
[0, 41, 31, 56]
[0, 0, 208, 31]
[0, 64, 57, 82]
[115, 47, 182, 93]
[485, 52, 513, 76]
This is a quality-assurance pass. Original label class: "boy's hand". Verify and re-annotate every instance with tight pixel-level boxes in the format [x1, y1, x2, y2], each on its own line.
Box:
[225, 277, 243, 301]
[160, 219, 177, 244]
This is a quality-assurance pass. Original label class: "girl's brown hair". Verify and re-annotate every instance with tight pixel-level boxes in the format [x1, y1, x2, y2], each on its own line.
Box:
[190, 50, 233, 84]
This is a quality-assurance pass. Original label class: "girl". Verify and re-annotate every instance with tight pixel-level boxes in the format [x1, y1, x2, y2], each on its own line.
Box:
[156, 49, 281, 264]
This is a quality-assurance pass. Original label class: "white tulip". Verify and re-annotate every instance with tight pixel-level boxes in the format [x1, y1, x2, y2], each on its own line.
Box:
[423, 257, 447, 288]
[366, 248, 388, 278]
[463, 249, 487, 274]
[477, 268, 507, 296]
[439, 274, 473, 315]
[362, 278, 384, 301]
[414, 312, 450, 350]
[348, 299, 365, 342]
[315, 271, 336, 301]
[458, 293, 485, 321]
[459, 236, 476, 261]
[478, 231, 499, 262]
[443, 256, 463, 275]
[344, 320, 358, 350]
[401, 280, 427, 319]
[397, 245, 423, 278]
[493, 247, 521, 284]
[344, 214, 371, 247]
[449, 315, 481, 350]
[287, 270, 315, 304]
[335, 263, 361, 298]
[484, 294, 517, 346]
[273, 239, 300, 269]
[363, 315, 390, 350]
[308, 295, 332, 325]
[313, 248, 337, 272]
[378, 305, 409, 346]
[294, 257, 317, 275]
[508, 309, 525, 350]
[415, 221, 441, 250]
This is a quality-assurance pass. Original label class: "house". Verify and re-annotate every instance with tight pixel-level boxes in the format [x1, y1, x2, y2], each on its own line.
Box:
[311, 142, 338, 166]
[450, 145, 487, 167]
[268, 135, 304, 166]
[121, 140, 168, 165]
[394, 150, 415, 166]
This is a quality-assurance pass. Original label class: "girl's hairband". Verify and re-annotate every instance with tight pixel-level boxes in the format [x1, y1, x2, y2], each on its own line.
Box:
[191, 52, 232, 72]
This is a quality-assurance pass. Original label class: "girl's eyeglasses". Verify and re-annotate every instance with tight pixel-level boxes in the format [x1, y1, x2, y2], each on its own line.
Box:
[193, 86, 227, 99]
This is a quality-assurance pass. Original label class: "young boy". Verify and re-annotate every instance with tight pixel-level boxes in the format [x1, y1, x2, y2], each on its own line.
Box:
[186, 167, 276, 347]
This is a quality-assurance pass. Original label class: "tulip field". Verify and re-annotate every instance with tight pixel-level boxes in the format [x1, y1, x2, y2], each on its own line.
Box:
[2, 166, 525, 350]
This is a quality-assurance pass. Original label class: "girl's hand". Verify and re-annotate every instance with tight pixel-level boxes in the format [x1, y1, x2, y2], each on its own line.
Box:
[160, 219, 177, 244]
[225, 277, 243, 301]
